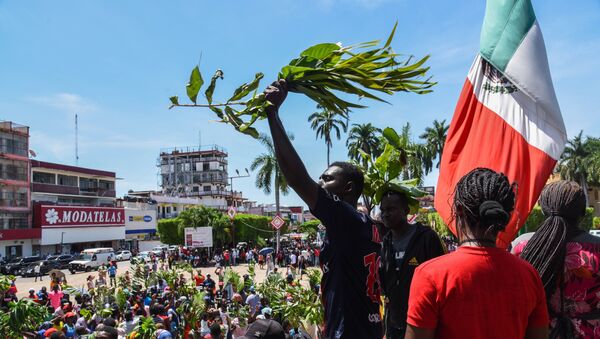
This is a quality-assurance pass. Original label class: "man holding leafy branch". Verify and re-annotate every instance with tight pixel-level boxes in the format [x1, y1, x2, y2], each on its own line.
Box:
[263, 79, 383, 339]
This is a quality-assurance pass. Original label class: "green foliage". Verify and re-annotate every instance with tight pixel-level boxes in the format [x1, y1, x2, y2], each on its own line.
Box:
[170, 23, 434, 138]
[593, 216, 600, 230]
[416, 212, 451, 237]
[157, 206, 231, 246]
[308, 108, 348, 165]
[0, 299, 49, 337]
[134, 316, 157, 339]
[298, 219, 321, 237]
[233, 213, 279, 243]
[523, 206, 595, 232]
[157, 218, 183, 245]
[360, 126, 427, 213]
[223, 268, 242, 292]
[0, 274, 15, 295]
[306, 268, 322, 289]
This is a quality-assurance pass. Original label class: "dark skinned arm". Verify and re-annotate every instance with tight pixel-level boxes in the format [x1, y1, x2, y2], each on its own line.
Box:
[405, 324, 435, 339]
[264, 80, 319, 209]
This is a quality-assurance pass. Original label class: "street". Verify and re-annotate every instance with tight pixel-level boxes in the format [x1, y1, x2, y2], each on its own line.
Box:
[13, 260, 305, 299]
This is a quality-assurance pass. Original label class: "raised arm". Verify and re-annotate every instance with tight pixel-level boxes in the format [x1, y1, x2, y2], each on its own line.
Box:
[264, 80, 319, 209]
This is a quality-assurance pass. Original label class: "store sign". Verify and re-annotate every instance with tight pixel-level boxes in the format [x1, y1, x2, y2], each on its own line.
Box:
[39, 205, 125, 228]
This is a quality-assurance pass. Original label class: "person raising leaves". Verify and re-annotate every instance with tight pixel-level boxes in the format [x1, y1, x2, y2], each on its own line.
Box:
[263, 79, 383, 338]
[405, 168, 549, 339]
[514, 180, 600, 338]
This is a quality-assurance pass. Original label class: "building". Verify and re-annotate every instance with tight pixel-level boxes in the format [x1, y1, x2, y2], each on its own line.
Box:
[31, 160, 124, 254]
[0, 121, 38, 259]
[158, 145, 246, 210]
[247, 204, 305, 224]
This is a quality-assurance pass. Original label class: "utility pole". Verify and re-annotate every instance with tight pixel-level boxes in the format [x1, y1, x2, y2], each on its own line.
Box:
[228, 168, 250, 247]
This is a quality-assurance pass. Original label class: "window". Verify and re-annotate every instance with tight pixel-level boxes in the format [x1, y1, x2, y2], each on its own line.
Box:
[80, 177, 98, 191]
[0, 159, 28, 181]
[98, 180, 115, 190]
[0, 187, 28, 207]
[204, 186, 212, 192]
[32, 171, 55, 184]
[203, 163, 210, 171]
[0, 213, 29, 229]
[58, 174, 78, 186]
[0, 132, 27, 156]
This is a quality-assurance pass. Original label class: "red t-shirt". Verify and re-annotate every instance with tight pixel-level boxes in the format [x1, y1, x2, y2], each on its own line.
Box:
[407, 246, 548, 339]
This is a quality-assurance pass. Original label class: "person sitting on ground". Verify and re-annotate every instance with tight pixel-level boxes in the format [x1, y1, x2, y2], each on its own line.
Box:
[513, 180, 600, 338]
[405, 168, 549, 339]
[379, 189, 446, 338]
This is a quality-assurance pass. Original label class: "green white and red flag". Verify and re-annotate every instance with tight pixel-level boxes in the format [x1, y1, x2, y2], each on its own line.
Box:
[435, 0, 567, 248]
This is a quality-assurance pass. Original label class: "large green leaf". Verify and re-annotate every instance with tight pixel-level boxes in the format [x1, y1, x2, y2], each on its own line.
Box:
[382, 127, 401, 149]
[186, 66, 203, 104]
[228, 73, 264, 102]
[204, 69, 224, 104]
[300, 43, 341, 60]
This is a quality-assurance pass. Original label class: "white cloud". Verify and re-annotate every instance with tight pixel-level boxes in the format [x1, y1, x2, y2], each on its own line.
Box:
[26, 93, 97, 115]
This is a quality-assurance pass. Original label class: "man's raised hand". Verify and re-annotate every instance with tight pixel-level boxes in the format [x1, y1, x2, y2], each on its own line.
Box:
[264, 79, 288, 115]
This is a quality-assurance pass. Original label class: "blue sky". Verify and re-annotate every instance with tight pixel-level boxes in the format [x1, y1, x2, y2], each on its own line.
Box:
[1, 0, 599, 209]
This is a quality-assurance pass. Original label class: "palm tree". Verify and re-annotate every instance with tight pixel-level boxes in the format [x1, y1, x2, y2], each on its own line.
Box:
[559, 131, 600, 205]
[398, 123, 425, 185]
[250, 134, 292, 217]
[346, 123, 383, 167]
[308, 109, 348, 166]
[419, 119, 449, 172]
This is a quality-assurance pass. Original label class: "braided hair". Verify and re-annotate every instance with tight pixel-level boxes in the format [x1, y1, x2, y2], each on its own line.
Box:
[519, 181, 586, 297]
[453, 168, 516, 237]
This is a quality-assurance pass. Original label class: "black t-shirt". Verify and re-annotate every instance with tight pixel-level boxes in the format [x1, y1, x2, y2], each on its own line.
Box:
[310, 187, 383, 339]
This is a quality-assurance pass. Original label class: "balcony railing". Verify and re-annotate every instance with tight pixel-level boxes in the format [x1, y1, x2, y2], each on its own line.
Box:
[32, 183, 116, 197]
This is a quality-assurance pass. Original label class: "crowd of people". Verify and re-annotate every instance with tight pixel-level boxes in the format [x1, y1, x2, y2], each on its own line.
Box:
[0, 80, 596, 339]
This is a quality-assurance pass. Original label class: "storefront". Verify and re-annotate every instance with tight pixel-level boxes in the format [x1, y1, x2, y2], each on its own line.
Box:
[34, 205, 125, 255]
[0, 228, 40, 259]
[124, 209, 157, 250]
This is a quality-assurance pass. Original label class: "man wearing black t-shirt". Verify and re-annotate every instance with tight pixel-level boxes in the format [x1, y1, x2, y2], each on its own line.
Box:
[263, 80, 383, 339]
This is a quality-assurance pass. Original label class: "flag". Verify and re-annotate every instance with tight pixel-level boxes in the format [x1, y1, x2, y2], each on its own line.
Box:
[435, 0, 567, 248]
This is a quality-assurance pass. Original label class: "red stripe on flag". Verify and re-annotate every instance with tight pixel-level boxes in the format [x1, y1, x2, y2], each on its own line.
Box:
[435, 78, 556, 248]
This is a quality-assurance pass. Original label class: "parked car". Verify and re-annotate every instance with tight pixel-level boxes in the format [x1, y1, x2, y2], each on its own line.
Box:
[115, 250, 132, 261]
[151, 245, 168, 255]
[3, 256, 42, 275]
[48, 254, 76, 269]
[19, 260, 52, 277]
[131, 251, 152, 264]
[69, 248, 114, 273]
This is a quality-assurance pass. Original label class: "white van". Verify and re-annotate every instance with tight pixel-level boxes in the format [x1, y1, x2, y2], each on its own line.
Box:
[69, 247, 114, 273]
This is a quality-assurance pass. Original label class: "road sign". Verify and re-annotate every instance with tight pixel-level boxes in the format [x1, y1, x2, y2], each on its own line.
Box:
[270, 214, 285, 230]
[227, 206, 237, 220]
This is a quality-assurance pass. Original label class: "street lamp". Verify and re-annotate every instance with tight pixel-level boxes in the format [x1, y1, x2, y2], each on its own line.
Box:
[60, 232, 66, 254]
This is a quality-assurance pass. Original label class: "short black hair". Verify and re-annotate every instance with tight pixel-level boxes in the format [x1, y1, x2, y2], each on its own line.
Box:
[382, 190, 409, 211]
[96, 326, 119, 339]
[210, 323, 222, 337]
[329, 161, 364, 197]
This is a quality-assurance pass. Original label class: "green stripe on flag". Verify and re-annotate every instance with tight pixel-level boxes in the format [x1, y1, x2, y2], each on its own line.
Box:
[480, 0, 536, 71]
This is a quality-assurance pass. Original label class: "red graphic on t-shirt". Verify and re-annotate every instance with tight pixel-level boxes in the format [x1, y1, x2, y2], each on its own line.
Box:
[363, 252, 381, 303]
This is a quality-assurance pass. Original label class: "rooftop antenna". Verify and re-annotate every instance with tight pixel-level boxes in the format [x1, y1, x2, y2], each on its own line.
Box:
[75, 114, 79, 166]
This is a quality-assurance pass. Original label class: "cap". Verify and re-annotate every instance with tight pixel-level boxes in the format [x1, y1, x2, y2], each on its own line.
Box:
[65, 312, 76, 318]
[238, 319, 285, 339]
[29, 288, 35, 292]
[261, 307, 272, 316]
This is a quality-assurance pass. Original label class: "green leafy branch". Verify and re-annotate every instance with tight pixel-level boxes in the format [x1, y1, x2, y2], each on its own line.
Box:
[361, 127, 427, 213]
[170, 22, 435, 138]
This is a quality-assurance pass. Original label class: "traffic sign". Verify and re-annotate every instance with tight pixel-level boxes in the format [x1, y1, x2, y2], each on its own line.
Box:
[227, 206, 237, 220]
[270, 214, 285, 230]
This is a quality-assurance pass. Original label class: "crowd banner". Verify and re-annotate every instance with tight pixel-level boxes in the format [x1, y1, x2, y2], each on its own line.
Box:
[435, 0, 567, 248]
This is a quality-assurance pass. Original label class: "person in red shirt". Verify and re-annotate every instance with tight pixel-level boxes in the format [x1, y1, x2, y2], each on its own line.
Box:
[405, 168, 549, 339]
[194, 270, 205, 287]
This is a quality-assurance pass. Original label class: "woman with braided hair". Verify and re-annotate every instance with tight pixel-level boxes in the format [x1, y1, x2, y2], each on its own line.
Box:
[405, 168, 549, 339]
[513, 180, 600, 338]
